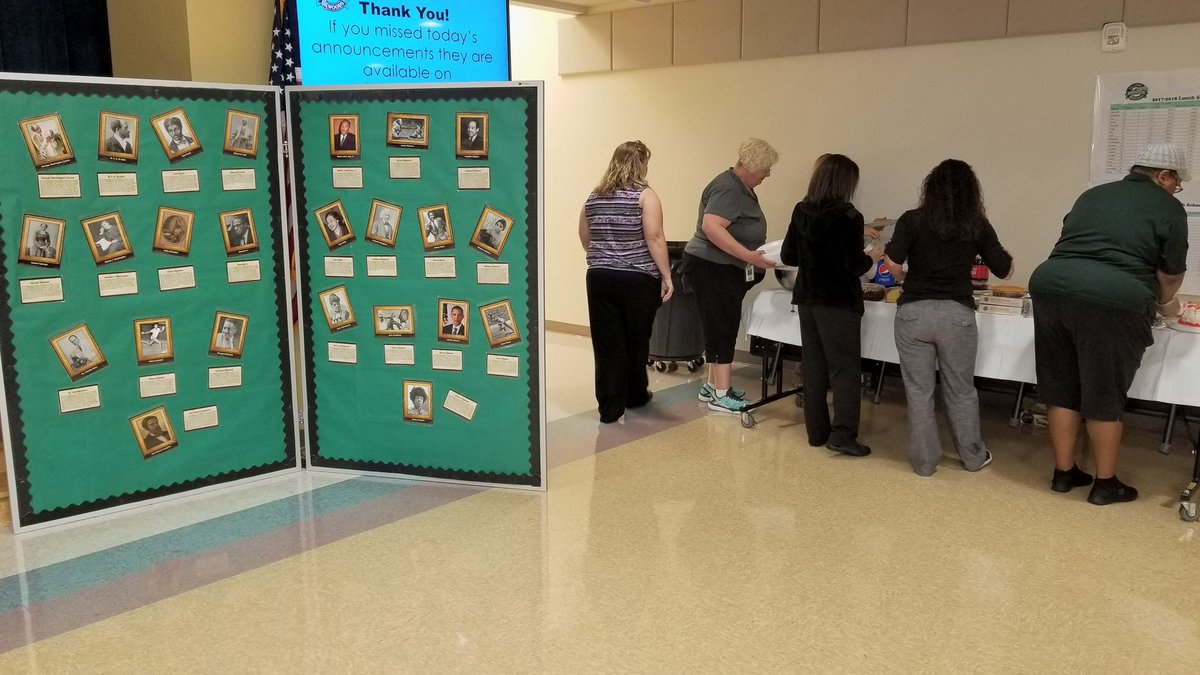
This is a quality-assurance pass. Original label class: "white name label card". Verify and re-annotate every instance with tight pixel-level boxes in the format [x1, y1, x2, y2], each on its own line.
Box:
[98, 271, 138, 297]
[443, 390, 478, 421]
[139, 373, 178, 399]
[424, 257, 456, 279]
[366, 256, 397, 277]
[97, 172, 139, 197]
[183, 406, 219, 431]
[221, 168, 257, 191]
[37, 174, 81, 198]
[457, 167, 491, 190]
[227, 260, 261, 283]
[477, 263, 510, 285]
[158, 266, 196, 291]
[486, 354, 520, 378]
[324, 256, 355, 278]
[384, 344, 416, 365]
[58, 385, 101, 414]
[431, 349, 463, 371]
[19, 277, 64, 304]
[389, 156, 421, 179]
[328, 342, 358, 364]
[209, 366, 243, 389]
[162, 169, 200, 193]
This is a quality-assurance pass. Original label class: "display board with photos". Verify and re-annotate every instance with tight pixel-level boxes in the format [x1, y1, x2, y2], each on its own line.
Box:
[286, 83, 543, 487]
[0, 75, 299, 530]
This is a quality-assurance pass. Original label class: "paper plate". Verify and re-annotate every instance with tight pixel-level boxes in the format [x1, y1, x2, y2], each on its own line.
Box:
[1167, 319, 1200, 334]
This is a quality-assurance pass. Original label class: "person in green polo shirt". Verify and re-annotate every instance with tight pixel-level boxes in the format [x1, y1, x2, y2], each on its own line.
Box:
[1029, 142, 1190, 506]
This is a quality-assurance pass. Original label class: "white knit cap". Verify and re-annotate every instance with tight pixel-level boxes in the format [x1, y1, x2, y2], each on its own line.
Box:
[1135, 143, 1191, 182]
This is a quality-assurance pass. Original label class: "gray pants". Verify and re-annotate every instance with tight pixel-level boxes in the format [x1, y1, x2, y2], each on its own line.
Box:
[893, 300, 989, 475]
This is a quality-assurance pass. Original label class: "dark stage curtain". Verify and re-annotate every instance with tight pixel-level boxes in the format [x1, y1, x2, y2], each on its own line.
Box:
[0, 0, 112, 76]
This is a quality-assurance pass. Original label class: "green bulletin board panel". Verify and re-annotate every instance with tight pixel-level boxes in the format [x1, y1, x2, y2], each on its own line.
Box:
[0, 76, 298, 529]
[288, 84, 543, 487]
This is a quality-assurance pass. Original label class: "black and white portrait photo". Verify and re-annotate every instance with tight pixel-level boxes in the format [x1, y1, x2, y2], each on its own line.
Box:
[220, 209, 259, 255]
[98, 111, 138, 163]
[150, 108, 202, 161]
[387, 112, 429, 148]
[82, 212, 133, 264]
[223, 109, 260, 158]
[470, 206, 515, 258]
[18, 215, 66, 267]
[135, 317, 174, 365]
[320, 286, 357, 332]
[153, 207, 195, 256]
[366, 199, 401, 248]
[480, 299, 521, 348]
[19, 113, 75, 170]
[209, 312, 248, 358]
[417, 204, 453, 251]
[403, 380, 433, 422]
[374, 305, 415, 337]
[49, 324, 107, 381]
[455, 112, 488, 158]
[314, 200, 355, 249]
[130, 406, 178, 458]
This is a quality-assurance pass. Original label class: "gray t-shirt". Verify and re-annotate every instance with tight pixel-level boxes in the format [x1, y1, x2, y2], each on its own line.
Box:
[684, 169, 767, 267]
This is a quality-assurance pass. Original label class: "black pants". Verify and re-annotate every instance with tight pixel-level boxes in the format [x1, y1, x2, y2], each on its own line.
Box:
[586, 267, 662, 422]
[682, 253, 760, 364]
[797, 304, 862, 446]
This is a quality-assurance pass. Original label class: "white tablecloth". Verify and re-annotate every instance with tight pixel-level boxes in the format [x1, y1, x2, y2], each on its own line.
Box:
[745, 289, 1200, 407]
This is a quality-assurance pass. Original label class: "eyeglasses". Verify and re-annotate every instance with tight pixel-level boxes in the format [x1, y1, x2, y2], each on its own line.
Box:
[1169, 171, 1184, 193]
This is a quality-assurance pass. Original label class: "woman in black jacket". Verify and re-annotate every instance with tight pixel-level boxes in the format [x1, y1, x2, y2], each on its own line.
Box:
[781, 154, 879, 456]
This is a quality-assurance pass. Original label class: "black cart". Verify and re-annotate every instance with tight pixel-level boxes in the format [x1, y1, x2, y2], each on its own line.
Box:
[648, 242, 705, 373]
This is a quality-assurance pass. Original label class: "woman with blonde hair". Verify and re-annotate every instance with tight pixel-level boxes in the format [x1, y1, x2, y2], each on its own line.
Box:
[683, 138, 780, 414]
[579, 140, 673, 423]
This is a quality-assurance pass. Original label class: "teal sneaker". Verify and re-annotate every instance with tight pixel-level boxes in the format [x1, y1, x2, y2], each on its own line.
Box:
[707, 394, 748, 414]
[698, 383, 745, 402]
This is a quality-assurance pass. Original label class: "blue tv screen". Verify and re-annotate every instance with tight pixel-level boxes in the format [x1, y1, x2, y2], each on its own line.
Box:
[295, 0, 511, 85]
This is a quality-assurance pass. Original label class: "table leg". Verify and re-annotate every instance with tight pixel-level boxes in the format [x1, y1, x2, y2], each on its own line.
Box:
[1160, 404, 1177, 455]
[872, 361, 886, 405]
[1009, 382, 1026, 428]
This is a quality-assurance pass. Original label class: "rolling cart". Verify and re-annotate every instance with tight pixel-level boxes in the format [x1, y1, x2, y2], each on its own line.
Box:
[648, 243, 705, 373]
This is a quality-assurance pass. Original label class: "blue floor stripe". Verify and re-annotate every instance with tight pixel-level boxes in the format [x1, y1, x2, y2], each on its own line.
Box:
[0, 477, 410, 612]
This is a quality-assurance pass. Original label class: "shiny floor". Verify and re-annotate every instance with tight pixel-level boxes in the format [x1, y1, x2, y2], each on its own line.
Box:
[2, 332, 1199, 673]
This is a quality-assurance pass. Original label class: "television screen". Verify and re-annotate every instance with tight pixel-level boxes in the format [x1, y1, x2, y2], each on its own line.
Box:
[295, 0, 511, 85]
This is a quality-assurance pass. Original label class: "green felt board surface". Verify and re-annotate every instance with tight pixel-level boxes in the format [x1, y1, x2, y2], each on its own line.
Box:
[0, 81, 295, 522]
[292, 88, 539, 482]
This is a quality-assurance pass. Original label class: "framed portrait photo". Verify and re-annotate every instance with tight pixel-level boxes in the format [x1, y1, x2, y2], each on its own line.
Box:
[366, 198, 401, 248]
[134, 317, 174, 365]
[455, 112, 488, 159]
[329, 113, 361, 159]
[18, 113, 75, 170]
[18, 214, 66, 267]
[129, 406, 178, 458]
[223, 109, 260, 158]
[417, 204, 453, 251]
[153, 206, 195, 256]
[150, 107, 202, 162]
[209, 312, 248, 358]
[314, 200, 355, 249]
[437, 298, 470, 343]
[49, 324, 107, 381]
[219, 208, 259, 255]
[387, 112, 429, 148]
[469, 206, 515, 259]
[403, 380, 433, 423]
[81, 212, 133, 265]
[479, 299, 521, 348]
[319, 285, 357, 332]
[374, 305, 415, 337]
[97, 111, 138, 163]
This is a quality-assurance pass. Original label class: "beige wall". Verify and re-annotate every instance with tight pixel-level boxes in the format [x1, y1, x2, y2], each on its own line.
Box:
[186, 0, 276, 84]
[108, 0, 192, 80]
[511, 5, 1200, 331]
[109, 0, 274, 84]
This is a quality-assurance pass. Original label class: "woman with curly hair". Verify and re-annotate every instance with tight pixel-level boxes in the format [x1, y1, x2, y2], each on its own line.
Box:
[580, 140, 673, 423]
[883, 159, 1013, 476]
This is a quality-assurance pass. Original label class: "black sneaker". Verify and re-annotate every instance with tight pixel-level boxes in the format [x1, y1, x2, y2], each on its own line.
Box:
[1051, 465, 1094, 493]
[1087, 477, 1138, 505]
[827, 441, 871, 457]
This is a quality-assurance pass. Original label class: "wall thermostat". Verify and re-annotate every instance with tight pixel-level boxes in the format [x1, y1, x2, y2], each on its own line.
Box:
[1102, 22, 1127, 52]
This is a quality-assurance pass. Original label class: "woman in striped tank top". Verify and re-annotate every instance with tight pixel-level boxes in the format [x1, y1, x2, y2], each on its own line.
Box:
[579, 140, 674, 423]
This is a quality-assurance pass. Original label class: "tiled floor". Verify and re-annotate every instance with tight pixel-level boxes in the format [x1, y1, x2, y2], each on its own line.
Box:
[1, 332, 1199, 672]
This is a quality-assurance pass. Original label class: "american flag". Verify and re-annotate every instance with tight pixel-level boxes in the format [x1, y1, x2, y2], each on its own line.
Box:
[269, 0, 300, 86]
[269, 1, 301, 324]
